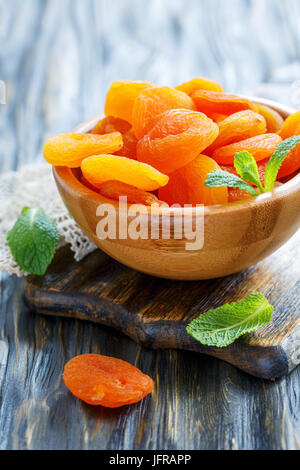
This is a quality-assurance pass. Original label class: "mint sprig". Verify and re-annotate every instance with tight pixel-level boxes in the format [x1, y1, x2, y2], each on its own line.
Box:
[7, 207, 60, 275]
[186, 292, 273, 348]
[205, 136, 300, 197]
[205, 170, 259, 197]
[234, 151, 264, 193]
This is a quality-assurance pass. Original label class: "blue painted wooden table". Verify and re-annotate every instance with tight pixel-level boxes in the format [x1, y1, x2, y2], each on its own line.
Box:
[0, 0, 300, 450]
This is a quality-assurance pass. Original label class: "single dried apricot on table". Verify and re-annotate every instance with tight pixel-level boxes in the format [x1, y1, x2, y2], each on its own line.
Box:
[81, 154, 169, 191]
[43, 132, 123, 168]
[175, 77, 224, 95]
[104, 80, 155, 124]
[91, 116, 131, 135]
[63, 354, 154, 408]
[191, 90, 254, 116]
[137, 109, 219, 175]
[158, 155, 228, 206]
[132, 86, 196, 139]
[212, 134, 282, 165]
[100, 181, 166, 206]
[254, 104, 284, 133]
[205, 110, 267, 155]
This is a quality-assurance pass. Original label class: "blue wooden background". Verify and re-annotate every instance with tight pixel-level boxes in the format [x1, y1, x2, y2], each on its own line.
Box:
[0, 0, 300, 450]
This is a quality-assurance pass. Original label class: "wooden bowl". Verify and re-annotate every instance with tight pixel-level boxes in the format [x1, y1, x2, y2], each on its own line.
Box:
[53, 97, 300, 280]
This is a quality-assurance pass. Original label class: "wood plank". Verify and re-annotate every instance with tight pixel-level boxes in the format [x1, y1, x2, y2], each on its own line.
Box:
[25, 227, 300, 380]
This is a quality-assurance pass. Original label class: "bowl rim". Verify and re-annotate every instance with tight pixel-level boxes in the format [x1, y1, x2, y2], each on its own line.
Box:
[57, 96, 300, 218]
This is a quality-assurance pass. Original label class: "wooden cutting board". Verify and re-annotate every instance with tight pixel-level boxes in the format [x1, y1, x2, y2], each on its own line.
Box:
[24, 231, 300, 381]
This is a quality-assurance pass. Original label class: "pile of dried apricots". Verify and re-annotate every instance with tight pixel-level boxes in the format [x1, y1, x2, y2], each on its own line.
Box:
[44, 78, 300, 206]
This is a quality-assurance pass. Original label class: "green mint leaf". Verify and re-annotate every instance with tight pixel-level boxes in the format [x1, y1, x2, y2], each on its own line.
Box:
[7, 207, 60, 275]
[186, 292, 273, 348]
[234, 152, 264, 193]
[264, 136, 300, 192]
[205, 170, 259, 197]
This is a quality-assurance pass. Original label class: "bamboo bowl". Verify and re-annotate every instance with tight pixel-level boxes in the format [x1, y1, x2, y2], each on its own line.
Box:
[53, 97, 300, 280]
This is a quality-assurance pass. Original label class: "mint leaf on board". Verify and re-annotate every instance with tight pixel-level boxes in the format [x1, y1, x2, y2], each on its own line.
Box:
[186, 292, 273, 348]
[234, 151, 264, 193]
[205, 170, 259, 197]
[264, 136, 300, 192]
[7, 207, 60, 275]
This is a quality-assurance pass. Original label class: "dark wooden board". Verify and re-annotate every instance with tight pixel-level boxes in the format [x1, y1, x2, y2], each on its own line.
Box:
[25, 229, 300, 381]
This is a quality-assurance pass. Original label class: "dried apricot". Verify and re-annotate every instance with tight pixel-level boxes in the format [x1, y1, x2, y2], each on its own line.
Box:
[191, 90, 254, 116]
[205, 110, 266, 154]
[91, 116, 131, 135]
[228, 181, 282, 202]
[158, 155, 228, 206]
[228, 188, 253, 203]
[254, 104, 284, 133]
[276, 112, 300, 178]
[100, 181, 166, 206]
[105, 80, 155, 124]
[90, 116, 137, 159]
[137, 109, 219, 174]
[81, 154, 169, 191]
[43, 132, 123, 168]
[63, 354, 154, 408]
[118, 129, 138, 159]
[206, 113, 228, 123]
[213, 134, 282, 165]
[132, 86, 196, 139]
[278, 111, 300, 139]
[175, 77, 224, 95]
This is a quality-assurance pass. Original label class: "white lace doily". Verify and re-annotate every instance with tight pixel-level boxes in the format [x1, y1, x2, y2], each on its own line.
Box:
[0, 164, 96, 277]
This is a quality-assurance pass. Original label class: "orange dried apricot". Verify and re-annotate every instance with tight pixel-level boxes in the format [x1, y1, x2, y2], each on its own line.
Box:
[100, 181, 166, 206]
[81, 154, 169, 191]
[277, 145, 300, 179]
[118, 129, 138, 159]
[205, 110, 266, 154]
[158, 155, 228, 206]
[228, 182, 282, 202]
[278, 111, 300, 140]
[90, 116, 137, 159]
[254, 104, 284, 133]
[191, 90, 254, 116]
[43, 132, 123, 168]
[105, 80, 155, 124]
[175, 77, 224, 95]
[276, 112, 300, 178]
[63, 354, 154, 408]
[228, 188, 253, 203]
[205, 113, 228, 123]
[91, 116, 131, 135]
[213, 134, 282, 165]
[132, 86, 196, 139]
[137, 109, 219, 174]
